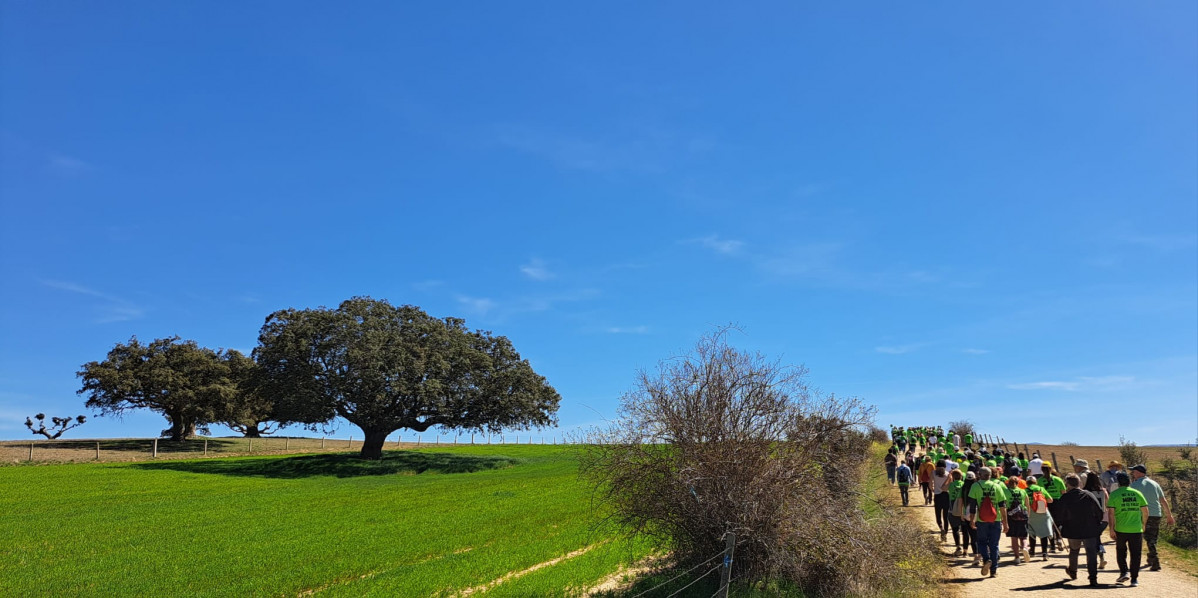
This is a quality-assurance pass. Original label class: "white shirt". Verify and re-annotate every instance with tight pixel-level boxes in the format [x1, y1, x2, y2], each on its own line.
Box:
[1029, 457, 1043, 476]
[952, 434, 961, 447]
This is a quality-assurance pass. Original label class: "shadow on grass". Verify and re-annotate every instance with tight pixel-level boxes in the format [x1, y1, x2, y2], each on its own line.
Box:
[132, 451, 520, 479]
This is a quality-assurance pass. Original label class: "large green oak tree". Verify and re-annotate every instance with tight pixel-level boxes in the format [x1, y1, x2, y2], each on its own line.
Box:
[254, 297, 560, 459]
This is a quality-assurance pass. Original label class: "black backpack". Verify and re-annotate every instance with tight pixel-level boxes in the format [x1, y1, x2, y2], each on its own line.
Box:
[897, 467, 912, 484]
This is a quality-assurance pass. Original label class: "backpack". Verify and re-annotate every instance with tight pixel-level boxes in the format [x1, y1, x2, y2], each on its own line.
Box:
[951, 495, 964, 517]
[1008, 497, 1029, 522]
[979, 494, 998, 523]
[897, 467, 912, 484]
[1031, 490, 1048, 514]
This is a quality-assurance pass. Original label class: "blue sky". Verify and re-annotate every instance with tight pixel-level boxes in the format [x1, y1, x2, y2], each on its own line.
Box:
[2, 2, 1195, 445]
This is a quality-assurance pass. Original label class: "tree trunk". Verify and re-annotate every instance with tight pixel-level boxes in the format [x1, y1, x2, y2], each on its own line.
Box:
[166, 418, 187, 441]
[244, 424, 262, 438]
[359, 429, 390, 460]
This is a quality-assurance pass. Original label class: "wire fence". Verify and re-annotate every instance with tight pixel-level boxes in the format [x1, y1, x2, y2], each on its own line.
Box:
[0, 433, 577, 464]
[628, 532, 736, 598]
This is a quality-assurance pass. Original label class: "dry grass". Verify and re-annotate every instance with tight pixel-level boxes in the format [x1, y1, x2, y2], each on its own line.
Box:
[1010, 443, 1188, 471]
[0, 436, 556, 465]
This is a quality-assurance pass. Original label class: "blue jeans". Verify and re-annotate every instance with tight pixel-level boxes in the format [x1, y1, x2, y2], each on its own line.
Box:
[976, 521, 1003, 566]
[886, 464, 896, 484]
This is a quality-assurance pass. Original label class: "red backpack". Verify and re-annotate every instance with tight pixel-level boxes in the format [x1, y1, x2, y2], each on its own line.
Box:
[979, 494, 998, 522]
[1031, 490, 1048, 514]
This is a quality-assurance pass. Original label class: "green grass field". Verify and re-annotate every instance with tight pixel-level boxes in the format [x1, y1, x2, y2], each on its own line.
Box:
[0, 445, 662, 597]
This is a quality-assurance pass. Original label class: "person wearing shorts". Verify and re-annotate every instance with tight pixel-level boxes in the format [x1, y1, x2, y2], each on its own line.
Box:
[1005, 477, 1029, 564]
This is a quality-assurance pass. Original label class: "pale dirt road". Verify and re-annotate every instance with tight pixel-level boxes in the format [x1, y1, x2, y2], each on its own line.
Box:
[906, 497, 1198, 597]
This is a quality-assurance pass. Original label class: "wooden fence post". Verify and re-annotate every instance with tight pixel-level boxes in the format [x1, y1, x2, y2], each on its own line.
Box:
[153, 438, 158, 458]
[321, 436, 326, 449]
[718, 531, 736, 598]
[417, 434, 421, 446]
[471, 433, 475, 445]
[29, 441, 34, 462]
[1051, 452, 1058, 470]
[348, 436, 352, 449]
[285, 437, 290, 451]
[96, 441, 100, 461]
[248, 438, 253, 453]
[204, 438, 208, 457]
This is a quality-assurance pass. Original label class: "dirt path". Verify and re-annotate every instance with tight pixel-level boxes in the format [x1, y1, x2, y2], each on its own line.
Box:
[907, 499, 1197, 596]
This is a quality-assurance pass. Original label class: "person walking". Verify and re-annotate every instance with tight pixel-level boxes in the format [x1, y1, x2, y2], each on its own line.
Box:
[1130, 464, 1175, 571]
[1026, 477, 1056, 561]
[1028, 453, 1043, 481]
[1056, 473, 1105, 587]
[884, 447, 898, 485]
[1072, 459, 1093, 489]
[933, 460, 952, 541]
[969, 467, 1009, 578]
[1083, 469, 1110, 569]
[1108, 472, 1149, 586]
[1004, 477, 1030, 564]
[1041, 464, 1067, 551]
[918, 455, 936, 506]
[896, 458, 913, 506]
[961, 471, 981, 564]
[1099, 460, 1123, 493]
[946, 469, 968, 556]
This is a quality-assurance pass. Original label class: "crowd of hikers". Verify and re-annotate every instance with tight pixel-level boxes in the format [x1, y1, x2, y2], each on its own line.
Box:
[884, 425, 1177, 588]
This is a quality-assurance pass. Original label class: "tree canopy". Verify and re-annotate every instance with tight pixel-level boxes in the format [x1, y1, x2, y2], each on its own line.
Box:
[254, 297, 560, 458]
[77, 336, 243, 440]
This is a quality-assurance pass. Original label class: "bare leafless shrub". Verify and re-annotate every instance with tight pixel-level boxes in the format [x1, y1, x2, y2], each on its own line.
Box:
[580, 328, 920, 596]
[867, 425, 889, 445]
[948, 419, 976, 439]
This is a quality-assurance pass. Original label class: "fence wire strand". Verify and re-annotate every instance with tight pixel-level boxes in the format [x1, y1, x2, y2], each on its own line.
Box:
[629, 551, 725, 598]
[662, 564, 721, 598]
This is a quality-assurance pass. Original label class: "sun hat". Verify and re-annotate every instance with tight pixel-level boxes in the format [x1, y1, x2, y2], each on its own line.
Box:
[1108, 460, 1122, 469]
[1074, 459, 1088, 468]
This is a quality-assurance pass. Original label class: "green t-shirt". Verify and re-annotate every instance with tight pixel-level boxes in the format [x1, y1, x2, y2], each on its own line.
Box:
[1008, 487, 1028, 511]
[964, 434, 973, 445]
[968, 479, 1008, 519]
[1109, 487, 1149, 533]
[1043, 475, 1066, 499]
[947, 479, 965, 502]
[1017, 458, 1029, 470]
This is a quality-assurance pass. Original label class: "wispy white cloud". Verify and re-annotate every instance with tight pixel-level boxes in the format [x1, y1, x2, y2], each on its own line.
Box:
[875, 344, 921, 355]
[606, 326, 649, 334]
[455, 295, 497, 316]
[694, 235, 745, 256]
[962, 348, 990, 355]
[756, 243, 844, 277]
[41, 280, 145, 323]
[520, 258, 554, 281]
[1008, 375, 1136, 392]
[47, 154, 95, 177]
